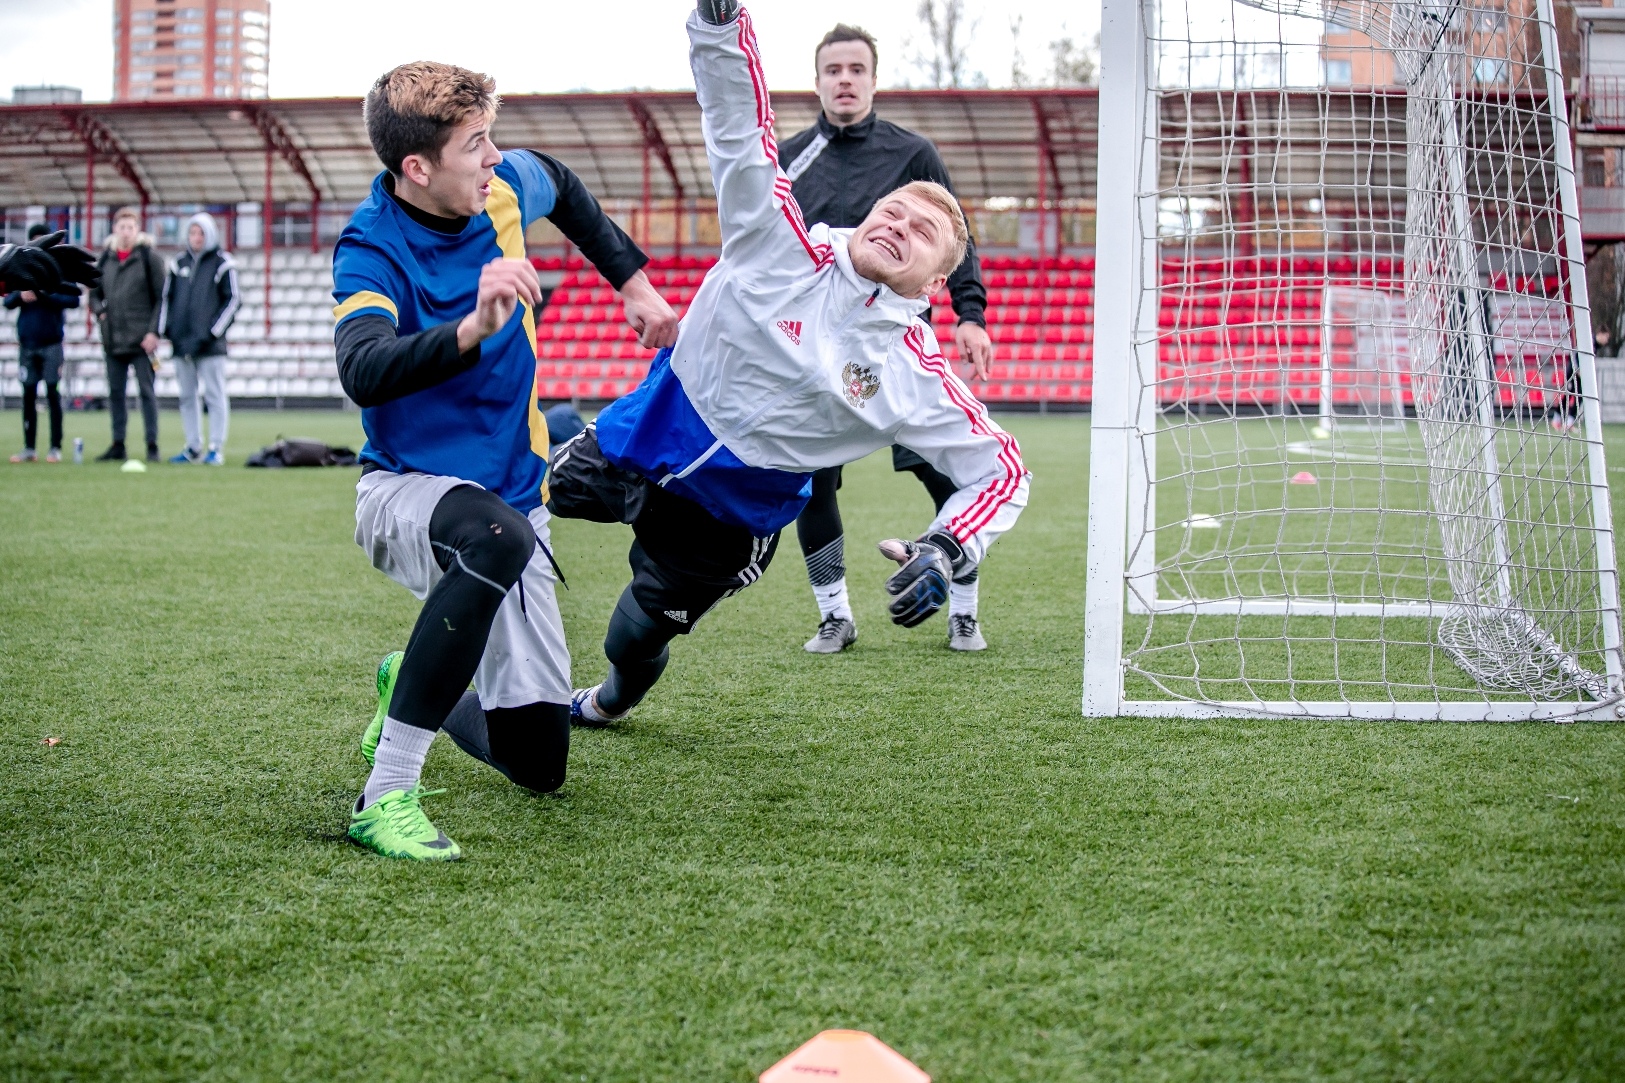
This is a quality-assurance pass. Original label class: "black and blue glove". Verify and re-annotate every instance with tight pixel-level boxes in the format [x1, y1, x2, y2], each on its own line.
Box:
[879, 531, 966, 627]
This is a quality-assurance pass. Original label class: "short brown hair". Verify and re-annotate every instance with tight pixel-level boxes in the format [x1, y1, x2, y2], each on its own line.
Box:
[815, 24, 877, 72]
[364, 61, 499, 176]
[112, 205, 141, 225]
[890, 180, 969, 275]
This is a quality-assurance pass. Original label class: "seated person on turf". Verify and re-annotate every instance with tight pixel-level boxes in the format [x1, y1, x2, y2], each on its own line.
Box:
[332, 61, 678, 862]
[550, 1, 1029, 727]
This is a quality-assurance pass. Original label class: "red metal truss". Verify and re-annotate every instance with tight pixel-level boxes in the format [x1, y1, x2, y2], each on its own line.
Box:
[625, 97, 686, 203]
[626, 97, 687, 256]
[63, 110, 152, 209]
[1030, 96, 1065, 202]
[246, 105, 323, 204]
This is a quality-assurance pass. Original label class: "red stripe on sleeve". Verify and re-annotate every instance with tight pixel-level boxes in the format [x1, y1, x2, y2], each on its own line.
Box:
[736, 11, 831, 269]
[902, 326, 1024, 540]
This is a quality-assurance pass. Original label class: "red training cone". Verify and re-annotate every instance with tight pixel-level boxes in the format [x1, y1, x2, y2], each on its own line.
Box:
[760, 1030, 930, 1083]
[1290, 470, 1318, 485]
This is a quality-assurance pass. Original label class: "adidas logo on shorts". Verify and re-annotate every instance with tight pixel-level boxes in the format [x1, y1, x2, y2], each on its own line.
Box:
[775, 320, 802, 346]
[664, 610, 690, 623]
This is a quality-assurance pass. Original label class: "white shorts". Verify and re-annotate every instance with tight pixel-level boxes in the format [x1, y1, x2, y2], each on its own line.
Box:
[355, 469, 572, 710]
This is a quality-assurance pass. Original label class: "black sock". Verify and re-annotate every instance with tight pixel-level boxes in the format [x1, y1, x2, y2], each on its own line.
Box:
[389, 485, 535, 732]
[596, 586, 675, 716]
[441, 691, 570, 793]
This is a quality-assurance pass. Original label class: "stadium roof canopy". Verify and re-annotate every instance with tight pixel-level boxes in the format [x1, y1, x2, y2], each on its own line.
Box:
[0, 90, 1099, 212]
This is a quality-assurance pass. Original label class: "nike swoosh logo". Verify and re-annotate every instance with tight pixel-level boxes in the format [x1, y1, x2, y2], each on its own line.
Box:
[422, 834, 454, 850]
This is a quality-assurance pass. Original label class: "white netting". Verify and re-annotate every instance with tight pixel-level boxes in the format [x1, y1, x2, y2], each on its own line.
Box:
[1113, 0, 1622, 716]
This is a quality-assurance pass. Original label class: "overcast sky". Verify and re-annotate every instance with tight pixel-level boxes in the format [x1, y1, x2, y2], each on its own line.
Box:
[1, 0, 1104, 101]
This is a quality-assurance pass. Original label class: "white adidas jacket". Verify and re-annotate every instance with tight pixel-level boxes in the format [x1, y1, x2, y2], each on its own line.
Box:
[664, 8, 1030, 564]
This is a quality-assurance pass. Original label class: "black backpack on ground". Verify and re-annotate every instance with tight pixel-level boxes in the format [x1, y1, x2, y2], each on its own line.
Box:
[245, 438, 359, 468]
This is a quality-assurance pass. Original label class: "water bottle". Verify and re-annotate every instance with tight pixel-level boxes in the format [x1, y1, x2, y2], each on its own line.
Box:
[73, 437, 83, 464]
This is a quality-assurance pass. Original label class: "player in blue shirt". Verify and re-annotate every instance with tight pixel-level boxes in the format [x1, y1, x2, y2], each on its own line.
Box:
[332, 61, 678, 861]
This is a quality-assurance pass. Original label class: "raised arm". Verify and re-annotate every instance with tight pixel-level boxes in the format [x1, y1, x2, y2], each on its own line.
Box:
[688, 3, 829, 268]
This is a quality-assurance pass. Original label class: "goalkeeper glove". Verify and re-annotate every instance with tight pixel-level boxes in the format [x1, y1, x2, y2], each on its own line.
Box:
[0, 242, 63, 295]
[878, 530, 966, 627]
[31, 230, 101, 288]
[696, 0, 740, 24]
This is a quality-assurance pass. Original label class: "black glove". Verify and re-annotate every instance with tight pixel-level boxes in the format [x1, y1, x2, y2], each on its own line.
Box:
[696, 0, 740, 24]
[879, 531, 965, 627]
[0, 242, 64, 294]
[31, 230, 101, 288]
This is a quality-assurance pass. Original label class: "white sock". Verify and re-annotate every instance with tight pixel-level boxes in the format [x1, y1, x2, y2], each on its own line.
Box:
[949, 578, 980, 619]
[814, 578, 853, 622]
[363, 718, 436, 807]
[578, 685, 624, 724]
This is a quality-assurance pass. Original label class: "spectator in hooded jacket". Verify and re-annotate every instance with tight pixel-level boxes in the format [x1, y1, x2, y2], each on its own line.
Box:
[89, 206, 166, 462]
[5, 223, 81, 463]
[160, 211, 240, 465]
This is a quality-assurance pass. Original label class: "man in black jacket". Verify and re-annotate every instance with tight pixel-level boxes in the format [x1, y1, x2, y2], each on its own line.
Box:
[160, 212, 240, 465]
[781, 23, 996, 655]
[5, 224, 80, 463]
[89, 207, 166, 462]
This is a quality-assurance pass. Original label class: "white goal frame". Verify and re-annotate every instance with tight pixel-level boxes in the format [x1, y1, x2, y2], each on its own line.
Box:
[1083, 0, 1624, 721]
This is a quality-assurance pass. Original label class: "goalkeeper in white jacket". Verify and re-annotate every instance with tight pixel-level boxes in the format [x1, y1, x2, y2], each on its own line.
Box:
[549, 0, 1030, 726]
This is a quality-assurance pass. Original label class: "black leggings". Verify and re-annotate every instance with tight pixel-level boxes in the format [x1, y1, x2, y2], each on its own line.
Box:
[21, 379, 62, 452]
[593, 586, 676, 717]
[440, 692, 570, 793]
[390, 485, 535, 732]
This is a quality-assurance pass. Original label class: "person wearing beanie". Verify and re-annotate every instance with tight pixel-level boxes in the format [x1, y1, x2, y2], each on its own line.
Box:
[158, 212, 240, 465]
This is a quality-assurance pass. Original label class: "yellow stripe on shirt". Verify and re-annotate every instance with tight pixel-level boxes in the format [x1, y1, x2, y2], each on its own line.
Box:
[332, 290, 399, 324]
[485, 175, 551, 503]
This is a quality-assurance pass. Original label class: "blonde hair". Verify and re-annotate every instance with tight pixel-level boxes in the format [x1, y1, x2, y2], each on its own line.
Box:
[112, 205, 141, 225]
[890, 180, 969, 275]
[364, 61, 499, 175]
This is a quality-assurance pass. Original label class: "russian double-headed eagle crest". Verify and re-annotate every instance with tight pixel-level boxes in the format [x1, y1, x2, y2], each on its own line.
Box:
[841, 362, 880, 408]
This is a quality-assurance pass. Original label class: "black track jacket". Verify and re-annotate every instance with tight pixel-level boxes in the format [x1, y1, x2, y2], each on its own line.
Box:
[779, 111, 986, 327]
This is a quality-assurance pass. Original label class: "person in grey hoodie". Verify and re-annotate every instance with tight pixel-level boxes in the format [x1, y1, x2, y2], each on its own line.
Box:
[159, 212, 240, 465]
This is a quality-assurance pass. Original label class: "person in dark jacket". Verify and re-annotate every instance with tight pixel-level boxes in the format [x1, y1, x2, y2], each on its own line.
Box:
[89, 206, 166, 462]
[6, 223, 80, 463]
[779, 23, 996, 655]
[159, 211, 240, 465]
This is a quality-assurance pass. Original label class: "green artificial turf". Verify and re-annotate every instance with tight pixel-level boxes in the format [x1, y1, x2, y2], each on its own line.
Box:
[2, 408, 1623, 1081]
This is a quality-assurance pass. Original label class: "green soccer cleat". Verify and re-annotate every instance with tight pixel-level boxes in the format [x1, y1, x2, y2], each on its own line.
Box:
[361, 650, 403, 766]
[348, 786, 462, 861]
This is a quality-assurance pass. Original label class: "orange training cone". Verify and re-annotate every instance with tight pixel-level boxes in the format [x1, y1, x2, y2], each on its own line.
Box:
[760, 1030, 930, 1083]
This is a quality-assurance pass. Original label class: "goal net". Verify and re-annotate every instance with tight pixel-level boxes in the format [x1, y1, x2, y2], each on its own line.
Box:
[1084, 0, 1623, 720]
[1319, 286, 1409, 427]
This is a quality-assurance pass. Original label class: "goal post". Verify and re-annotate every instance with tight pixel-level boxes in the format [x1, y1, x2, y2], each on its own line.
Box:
[1083, 0, 1624, 720]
